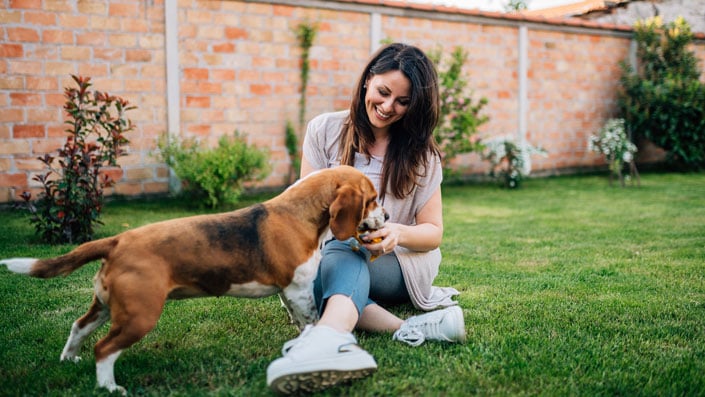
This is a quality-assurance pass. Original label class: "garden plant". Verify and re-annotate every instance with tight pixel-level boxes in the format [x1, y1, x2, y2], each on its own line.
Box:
[155, 132, 270, 209]
[18, 75, 133, 244]
[429, 46, 489, 177]
[588, 118, 640, 187]
[481, 135, 546, 188]
[619, 16, 705, 171]
[1, 172, 703, 396]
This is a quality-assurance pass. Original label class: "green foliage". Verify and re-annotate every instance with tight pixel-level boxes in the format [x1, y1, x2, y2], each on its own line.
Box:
[295, 21, 318, 132]
[285, 120, 300, 183]
[430, 46, 489, 176]
[504, 0, 529, 12]
[156, 132, 270, 208]
[19, 75, 133, 244]
[287, 21, 317, 184]
[619, 16, 705, 170]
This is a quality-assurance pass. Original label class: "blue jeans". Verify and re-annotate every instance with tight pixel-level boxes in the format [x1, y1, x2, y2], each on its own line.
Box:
[313, 238, 409, 316]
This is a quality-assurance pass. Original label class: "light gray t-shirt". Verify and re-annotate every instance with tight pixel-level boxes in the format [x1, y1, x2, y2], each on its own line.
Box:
[303, 110, 459, 310]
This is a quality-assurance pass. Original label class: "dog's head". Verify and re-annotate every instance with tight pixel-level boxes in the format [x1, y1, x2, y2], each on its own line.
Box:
[328, 166, 387, 241]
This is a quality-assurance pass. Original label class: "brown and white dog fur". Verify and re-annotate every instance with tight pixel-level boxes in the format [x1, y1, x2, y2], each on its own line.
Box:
[0, 165, 386, 395]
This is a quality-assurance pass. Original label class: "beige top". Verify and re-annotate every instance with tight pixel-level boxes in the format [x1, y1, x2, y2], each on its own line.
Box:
[303, 110, 459, 311]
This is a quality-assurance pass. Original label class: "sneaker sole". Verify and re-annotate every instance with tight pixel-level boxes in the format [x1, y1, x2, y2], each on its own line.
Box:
[269, 367, 377, 394]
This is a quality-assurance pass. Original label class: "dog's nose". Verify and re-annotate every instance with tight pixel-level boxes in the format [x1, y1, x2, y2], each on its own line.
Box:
[384, 211, 390, 221]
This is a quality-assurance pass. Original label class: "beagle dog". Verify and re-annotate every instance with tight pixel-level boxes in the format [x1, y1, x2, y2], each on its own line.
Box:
[0, 165, 386, 395]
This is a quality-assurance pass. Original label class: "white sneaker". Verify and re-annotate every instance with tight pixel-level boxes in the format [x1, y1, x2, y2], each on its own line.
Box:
[267, 325, 377, 394]
[393, 306, 467, 347]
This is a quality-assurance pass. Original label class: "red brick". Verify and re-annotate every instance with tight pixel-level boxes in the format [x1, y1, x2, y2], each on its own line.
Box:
[24, 11, 56, 25]
[0, 140, 31, 154]
[77, 32, 106, 46]
[125, 49, 152, 62]
[45, 93, 65, 107]
[47, 125, 66, 137]
[27, 108, 58, 123]
[186, 96, 210, 108]
[94, 48, 123, 61]
[99, 167, 124, 182]
[0, 9, 22, 24]
[78, 63, 108, 77]
[211, 69, 235, 81]
[0, 76, 24, 90]
[0, 44, 24, 58]
[213, 42, 235, 53]
[10, 93, 42, 107]
[13, 125, 45, 138]
[14, 158, 44, 171]
[9, 0, 41, 9]
[109, 3, 140, 17]
[0, 108, 24, 123]
[7, 27, 40, 42]
[224, 27, 248, 40]
[187, 124, 211, 136]
[0, 173, 27, 187]
[183, 68, 208, 80]
[250, 84, 272, 95]
[61, 46, 91, 61]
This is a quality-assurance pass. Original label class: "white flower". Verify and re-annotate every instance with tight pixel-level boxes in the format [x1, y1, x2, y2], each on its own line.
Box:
[588, 118, 638, 174]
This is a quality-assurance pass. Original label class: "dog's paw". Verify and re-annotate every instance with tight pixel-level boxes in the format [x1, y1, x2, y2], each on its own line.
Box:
[60, 353, 82, 363]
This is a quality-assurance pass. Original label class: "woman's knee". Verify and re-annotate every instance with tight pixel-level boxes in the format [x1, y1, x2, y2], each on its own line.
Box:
[315, 239, 371, 314]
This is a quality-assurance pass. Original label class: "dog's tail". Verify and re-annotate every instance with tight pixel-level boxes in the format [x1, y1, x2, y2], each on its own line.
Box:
[0, 237, 117, 278]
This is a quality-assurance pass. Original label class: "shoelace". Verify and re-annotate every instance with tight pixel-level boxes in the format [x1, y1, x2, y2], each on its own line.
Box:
[392, 327, 425, 347]
[393, 313, 448, 346]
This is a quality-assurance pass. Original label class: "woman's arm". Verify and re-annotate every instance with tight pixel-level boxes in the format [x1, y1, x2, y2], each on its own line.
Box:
[363, 185, 443, 254]
[300, 155, 318, 179]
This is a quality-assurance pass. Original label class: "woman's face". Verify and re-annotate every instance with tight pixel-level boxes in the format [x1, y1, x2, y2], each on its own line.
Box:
[364, 70, 411, 135]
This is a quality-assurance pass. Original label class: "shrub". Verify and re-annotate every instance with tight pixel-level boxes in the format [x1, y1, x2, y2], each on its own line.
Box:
[19, 75, 133, 244]
[156, 132, 270, 208]
[285, 120, 300, 184]
[588, 118, 638, 184]
[618, 16, 705, 170]
[429, 46, 489, 176]
[481, 136, 546, 189]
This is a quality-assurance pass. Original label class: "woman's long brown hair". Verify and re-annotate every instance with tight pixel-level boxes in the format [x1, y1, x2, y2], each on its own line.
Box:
[338, 43, 441, 201]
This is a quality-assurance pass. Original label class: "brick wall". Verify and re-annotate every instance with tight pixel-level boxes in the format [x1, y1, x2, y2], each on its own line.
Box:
[1, 0, 703, 203]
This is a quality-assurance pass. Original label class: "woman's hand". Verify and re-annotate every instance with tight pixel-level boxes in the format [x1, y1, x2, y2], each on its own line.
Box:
[361, 223, 401, 257]
[361, 186, 444, 256]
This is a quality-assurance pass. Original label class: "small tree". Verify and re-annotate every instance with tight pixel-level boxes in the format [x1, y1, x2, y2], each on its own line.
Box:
[430, 46, 489, 177]
[20, 75, 133, 244]
[619, 16, 705, 170]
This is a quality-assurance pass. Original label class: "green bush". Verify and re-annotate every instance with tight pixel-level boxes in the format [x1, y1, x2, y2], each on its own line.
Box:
[156, 132, 270, 208]
[619, 16, 705, 170]
[19, 75, 133, 243]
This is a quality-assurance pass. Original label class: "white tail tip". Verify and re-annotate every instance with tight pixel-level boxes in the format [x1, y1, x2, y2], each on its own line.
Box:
[0, 258, 37, 275]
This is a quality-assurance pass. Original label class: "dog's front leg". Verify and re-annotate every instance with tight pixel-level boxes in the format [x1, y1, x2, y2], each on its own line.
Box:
[279, 283, 318, 331]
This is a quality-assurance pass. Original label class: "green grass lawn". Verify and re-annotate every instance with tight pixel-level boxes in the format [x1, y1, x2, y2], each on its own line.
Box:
[1, 172, 704, 396]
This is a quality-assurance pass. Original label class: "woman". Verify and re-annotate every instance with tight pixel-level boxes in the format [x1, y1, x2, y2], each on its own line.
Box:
[267, 43, 465, 394]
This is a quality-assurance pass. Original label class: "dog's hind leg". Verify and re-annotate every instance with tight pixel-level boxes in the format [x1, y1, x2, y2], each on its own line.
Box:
[61, 295, 110, 362]
[93, 274, 167, 394]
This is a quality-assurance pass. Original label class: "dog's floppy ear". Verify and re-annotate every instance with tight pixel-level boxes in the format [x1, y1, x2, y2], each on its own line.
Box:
[329, 184, 363, 240]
